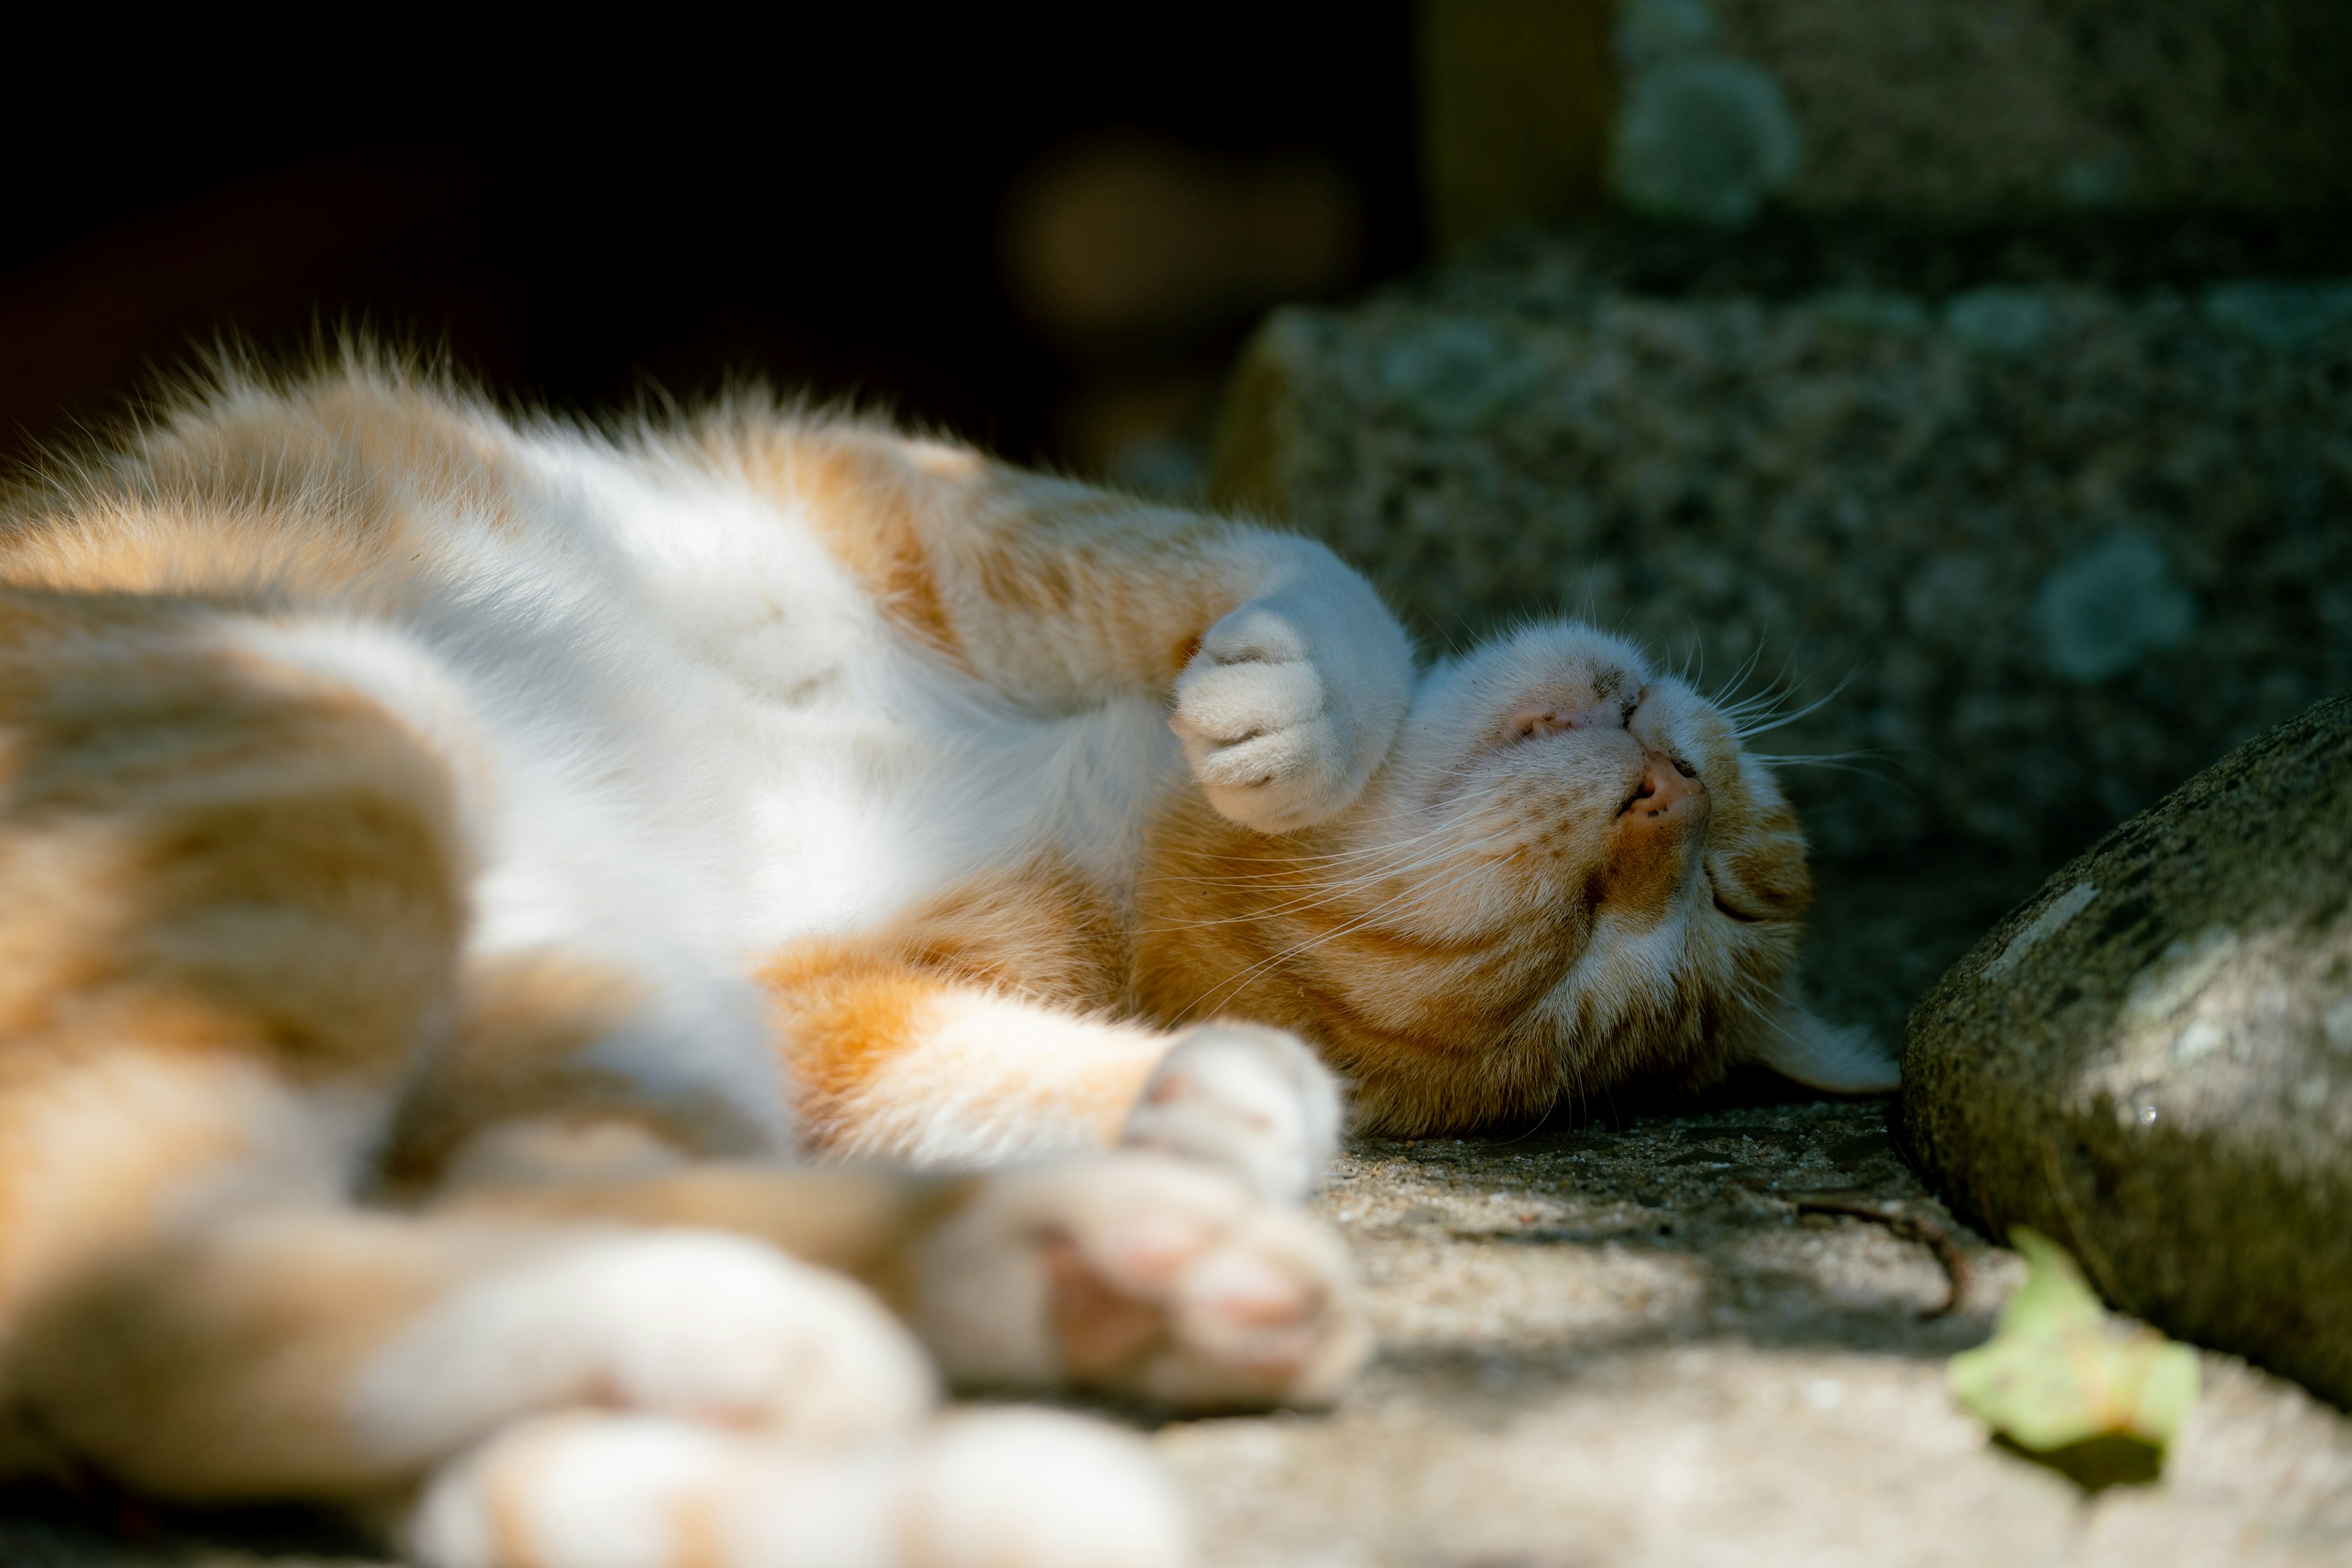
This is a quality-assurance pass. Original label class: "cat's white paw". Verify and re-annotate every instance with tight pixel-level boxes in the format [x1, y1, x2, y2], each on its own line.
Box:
[410, 1407, 1192, 1568]
[1170, 569, 1411, 834]
[356, 1232, 937, 1467]
[1120, 1023, 1341, 1203]
[911, 1152, 1370, 1411]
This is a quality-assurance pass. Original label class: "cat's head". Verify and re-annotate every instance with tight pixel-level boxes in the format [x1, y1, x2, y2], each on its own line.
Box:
[1151, 620, 1891, 1134]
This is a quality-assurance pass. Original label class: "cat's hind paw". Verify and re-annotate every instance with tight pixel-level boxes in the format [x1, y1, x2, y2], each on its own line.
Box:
[410, 1407, 1193, 1568]
[356, 1232, 936, 1465]
[911, 1152, 1371, 1412]
[1120, 1023, 1341, 1204]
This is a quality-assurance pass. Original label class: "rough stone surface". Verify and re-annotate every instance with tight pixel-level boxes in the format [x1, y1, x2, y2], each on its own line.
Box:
[1210, 222, 2352, 867]
[1706, 0, 2352, 219]
[1901, 694, 2352, 1408]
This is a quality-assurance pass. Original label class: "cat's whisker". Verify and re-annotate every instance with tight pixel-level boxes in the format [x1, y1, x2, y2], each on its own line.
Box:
[1167, 855, 1517, 1020]
[1731, 668, 1856, 741]
[1137, 785, 1526, 892]
[1140, 822, 1528, 930]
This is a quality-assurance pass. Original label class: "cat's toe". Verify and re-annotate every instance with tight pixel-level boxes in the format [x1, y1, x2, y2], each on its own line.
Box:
[409, 1408, 1193, 1568]
[1120, 1022, 1342, 1202]
[911, 1153, 1370, 1412]
[1171, 629, 1357, 834]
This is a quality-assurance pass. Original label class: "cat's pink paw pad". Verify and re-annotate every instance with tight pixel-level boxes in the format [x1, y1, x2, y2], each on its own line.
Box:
[1120, 1023, 1341, 1202]
[911, 1153, 1370, 1412]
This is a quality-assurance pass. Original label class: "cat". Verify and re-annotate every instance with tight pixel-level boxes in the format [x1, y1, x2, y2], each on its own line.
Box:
[0, 352, 1891, 1568]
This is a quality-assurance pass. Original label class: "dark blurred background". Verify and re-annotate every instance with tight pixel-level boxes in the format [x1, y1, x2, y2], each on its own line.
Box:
[0, 9, 1422, 487]
[6, 2, 2347, 492]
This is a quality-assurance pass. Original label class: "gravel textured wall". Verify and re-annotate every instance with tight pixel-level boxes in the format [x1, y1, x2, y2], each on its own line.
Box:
[1707, 0, 2352, 218]
[1210, 222, 2352, 867]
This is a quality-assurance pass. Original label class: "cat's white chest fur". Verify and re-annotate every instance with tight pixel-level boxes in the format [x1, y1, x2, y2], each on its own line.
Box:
[521, 442, 1175, 956]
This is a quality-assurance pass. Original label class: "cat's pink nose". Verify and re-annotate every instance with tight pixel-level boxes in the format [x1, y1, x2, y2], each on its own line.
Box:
[1621, 751, 1706, 824]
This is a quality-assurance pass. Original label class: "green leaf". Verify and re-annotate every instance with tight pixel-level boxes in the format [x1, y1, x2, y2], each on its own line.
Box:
[1948, 1226, 2199, 1467]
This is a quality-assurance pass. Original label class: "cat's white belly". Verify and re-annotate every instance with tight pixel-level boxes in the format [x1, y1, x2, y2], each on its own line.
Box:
[529, 442, 1184, 957]
[728, 685, 1180, 952]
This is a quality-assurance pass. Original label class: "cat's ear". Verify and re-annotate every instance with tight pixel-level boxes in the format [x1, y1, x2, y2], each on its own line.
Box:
[1749, 997, 1901, 1093]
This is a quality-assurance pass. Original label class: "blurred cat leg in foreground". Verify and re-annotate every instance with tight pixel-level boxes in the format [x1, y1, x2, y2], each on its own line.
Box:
[412, 1406, 1193, 1568]
[440, 1151, 1371, 1414]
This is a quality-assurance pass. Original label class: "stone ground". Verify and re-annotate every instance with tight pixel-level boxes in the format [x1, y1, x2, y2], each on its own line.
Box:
[7, 853, 2351, 1567]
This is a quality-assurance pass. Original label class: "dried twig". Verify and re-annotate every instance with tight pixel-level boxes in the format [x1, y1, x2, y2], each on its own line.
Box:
[1793, 1197, 1972, 1318]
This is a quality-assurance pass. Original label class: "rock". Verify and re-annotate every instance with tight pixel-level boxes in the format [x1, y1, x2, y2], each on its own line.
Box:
[1899, 695, 2352, 1406]
[1706, 0, 2352, 219]
[1208, 222, 2352, 867]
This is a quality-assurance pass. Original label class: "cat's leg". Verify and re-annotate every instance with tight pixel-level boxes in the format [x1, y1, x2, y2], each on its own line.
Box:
[18, 1204, 935, 1501]
[440, 1150, 1371, 1415]
[747, 423, 1417, 831]
[410, 1406, 1189, 1568]
[23, 1179, 1201, 1566]
[758, 942, 1338, 1202]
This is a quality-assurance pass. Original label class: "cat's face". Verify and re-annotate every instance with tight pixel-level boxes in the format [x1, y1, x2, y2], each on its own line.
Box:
[1281, 622, 1810, 1131]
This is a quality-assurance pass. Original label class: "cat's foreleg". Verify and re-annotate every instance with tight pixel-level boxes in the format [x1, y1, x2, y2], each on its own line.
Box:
[770, 426, 1415, 827]
[763, 949, 1339, 1201]
[1163, 539, 1415, 832]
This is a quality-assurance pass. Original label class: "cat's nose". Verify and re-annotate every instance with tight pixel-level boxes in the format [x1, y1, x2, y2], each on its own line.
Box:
[1620, 750, 1706, 825]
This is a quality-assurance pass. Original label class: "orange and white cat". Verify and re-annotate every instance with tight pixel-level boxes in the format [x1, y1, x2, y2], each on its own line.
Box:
[0, 355, 1888, 1568]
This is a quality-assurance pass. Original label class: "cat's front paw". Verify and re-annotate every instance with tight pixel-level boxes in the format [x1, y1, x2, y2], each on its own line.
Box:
[1120, 1023, 1341, 1203]
[1171, 577, 1410, 834]
[911, 1152, 1370, 1411]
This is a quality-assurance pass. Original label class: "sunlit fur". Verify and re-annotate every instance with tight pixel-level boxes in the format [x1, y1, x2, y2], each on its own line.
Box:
[1133, 624, 1811, 1133]
[0, 353, 1837, 1560]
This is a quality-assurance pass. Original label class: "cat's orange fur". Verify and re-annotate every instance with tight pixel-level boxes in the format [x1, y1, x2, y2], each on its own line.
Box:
[0, 355, 1864, 1566]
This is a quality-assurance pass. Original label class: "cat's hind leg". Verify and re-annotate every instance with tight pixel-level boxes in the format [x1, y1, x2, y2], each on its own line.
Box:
[410, 1407, 1189, 1568]
[446, 1150, 1371, 1415]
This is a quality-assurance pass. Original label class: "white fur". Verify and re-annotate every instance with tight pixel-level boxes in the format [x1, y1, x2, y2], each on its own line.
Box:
[353, 1231, 935, 1468]
[1170, 538, 1414, 834]
[408, 1408, 1192, 1568]
[1751, 998, 1902, 1093]
[1121, 1024, 1343, 1202]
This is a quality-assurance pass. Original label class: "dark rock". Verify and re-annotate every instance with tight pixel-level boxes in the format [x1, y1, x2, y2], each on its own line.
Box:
[1900, 695, 2352, 1404]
